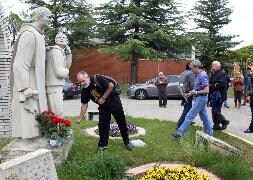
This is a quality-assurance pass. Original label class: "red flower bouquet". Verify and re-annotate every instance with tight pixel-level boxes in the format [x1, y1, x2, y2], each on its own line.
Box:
[36, 111, 72, 145]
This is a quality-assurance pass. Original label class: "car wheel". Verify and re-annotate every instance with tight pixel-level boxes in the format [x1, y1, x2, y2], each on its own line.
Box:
[135, 89, 147, 100]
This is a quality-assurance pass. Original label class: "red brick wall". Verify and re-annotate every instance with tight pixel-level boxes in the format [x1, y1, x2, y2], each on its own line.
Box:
[69, 48, 189, 83]
[138, 60, 188, 82]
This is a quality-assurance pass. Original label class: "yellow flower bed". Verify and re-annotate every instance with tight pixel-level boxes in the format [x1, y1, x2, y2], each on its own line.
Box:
[139, 165, 210, 180]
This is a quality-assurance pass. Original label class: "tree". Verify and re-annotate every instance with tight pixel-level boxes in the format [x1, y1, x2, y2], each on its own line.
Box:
[97, 0, 191, 83]
[226, 45, 253, 74]
[191, 0, 239, 68]
[21, 0, 96, 48]
[7, 12, 25, 46]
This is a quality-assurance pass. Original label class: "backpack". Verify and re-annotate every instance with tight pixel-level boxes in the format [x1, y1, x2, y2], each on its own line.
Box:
[94, 74, 122, 95]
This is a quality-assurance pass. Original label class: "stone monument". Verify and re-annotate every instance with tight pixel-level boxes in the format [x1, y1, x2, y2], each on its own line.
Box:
[10, 7, 52, 139]
[0, 149, 58, 180]
[0, 4, 12, 137]
[0, 7, 73, 168]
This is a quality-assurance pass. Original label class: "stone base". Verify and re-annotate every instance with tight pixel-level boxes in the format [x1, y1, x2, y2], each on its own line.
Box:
[195, 130, 242, 155]
[0, 136, 73, 166]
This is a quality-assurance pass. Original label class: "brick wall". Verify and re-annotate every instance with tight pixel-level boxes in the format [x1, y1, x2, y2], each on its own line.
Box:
[138, 59, 188, 82]
[0, 6, 12, 137]
[69, 48, 189, 83]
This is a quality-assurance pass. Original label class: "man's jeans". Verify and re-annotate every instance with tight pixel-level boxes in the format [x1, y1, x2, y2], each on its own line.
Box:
[177, 96, 193, 128]
[177, 96, 213, 136]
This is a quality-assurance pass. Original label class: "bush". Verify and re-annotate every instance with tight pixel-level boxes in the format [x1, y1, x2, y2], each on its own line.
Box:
[86, 152, 127, 180]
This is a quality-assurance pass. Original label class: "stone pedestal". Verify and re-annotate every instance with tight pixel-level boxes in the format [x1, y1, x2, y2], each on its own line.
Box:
[0, 136, 73, 166]
[0, 149, 58, 180]
[195, 130, 242, 155]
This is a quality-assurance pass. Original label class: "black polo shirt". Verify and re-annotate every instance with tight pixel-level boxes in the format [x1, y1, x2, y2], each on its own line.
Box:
[81, 75, 121, 109]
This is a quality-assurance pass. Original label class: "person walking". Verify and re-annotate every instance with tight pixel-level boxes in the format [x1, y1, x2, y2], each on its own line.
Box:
[209, 61, 230, 130]
[75, 71, 133, 152]
[232, 72, 244, 109]
[172, 60, 213, 139]
[244, 67, 253, 133]
[155, 72, 168, 108]
[176, 62, 195, 128]
[242, 67, 252, 105]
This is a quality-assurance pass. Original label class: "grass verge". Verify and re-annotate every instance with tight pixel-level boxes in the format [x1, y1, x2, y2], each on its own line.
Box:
[57, 116, 253, 180]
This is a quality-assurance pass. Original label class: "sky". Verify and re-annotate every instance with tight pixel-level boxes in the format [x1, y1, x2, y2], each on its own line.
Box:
[1, 0, 252, 49]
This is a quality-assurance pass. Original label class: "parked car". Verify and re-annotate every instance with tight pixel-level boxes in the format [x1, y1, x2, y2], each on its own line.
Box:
[127, 75, 181, 100]
[63, 78, 81, 99]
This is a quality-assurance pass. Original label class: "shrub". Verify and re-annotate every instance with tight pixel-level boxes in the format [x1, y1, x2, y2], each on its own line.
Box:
[86, 152, 127, 180]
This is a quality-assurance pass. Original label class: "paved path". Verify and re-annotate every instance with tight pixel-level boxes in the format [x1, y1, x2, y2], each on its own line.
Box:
[63, 95, 253, 143]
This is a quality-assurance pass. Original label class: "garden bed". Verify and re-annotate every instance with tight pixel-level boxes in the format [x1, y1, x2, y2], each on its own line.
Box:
[125, 163, 220, 179]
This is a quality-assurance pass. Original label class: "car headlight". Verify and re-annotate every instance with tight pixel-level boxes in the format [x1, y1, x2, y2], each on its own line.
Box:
[129, 85, 135, 89]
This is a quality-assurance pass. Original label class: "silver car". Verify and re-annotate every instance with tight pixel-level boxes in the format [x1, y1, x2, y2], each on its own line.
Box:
[127, 75, 181, 100]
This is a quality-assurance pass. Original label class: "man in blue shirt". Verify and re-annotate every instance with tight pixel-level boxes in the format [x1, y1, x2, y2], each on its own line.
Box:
[172, 60, 213, 139]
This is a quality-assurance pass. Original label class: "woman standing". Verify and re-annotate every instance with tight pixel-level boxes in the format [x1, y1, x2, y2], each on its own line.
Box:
[232, 72, 244, 109]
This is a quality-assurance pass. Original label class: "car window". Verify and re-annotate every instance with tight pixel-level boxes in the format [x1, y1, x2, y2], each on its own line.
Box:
[167, 76, 179, 83]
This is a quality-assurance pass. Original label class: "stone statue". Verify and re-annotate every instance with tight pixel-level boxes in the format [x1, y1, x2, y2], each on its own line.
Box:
[46, 32, 72, 117]
[10, 7, 52, 139]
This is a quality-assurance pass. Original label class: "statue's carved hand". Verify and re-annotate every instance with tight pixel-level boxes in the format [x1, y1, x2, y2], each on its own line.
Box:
[19, 88, 38, 102]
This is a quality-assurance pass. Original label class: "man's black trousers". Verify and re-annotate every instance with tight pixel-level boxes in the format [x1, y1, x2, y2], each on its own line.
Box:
[98, 105, 129, 147]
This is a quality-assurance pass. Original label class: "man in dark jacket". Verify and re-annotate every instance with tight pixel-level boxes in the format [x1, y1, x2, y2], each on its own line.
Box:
[244, 67, 253, 133]
[209, 61, 230, 130]
[75, 71, 133, 152]
[155, 72, 168, 108]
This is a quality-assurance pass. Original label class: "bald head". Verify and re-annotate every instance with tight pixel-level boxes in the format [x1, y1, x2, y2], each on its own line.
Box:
[77, 71, 90, 88]
[211, 60, 221, 72]
[158, 72, 164, 77]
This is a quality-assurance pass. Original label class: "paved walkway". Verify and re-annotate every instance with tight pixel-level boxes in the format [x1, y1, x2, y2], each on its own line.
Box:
[63, 95, 253, 144]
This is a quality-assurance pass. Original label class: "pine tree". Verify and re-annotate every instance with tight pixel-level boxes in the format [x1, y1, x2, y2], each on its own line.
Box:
[97, 0, 190, 83]
[191, 0, 239, 67]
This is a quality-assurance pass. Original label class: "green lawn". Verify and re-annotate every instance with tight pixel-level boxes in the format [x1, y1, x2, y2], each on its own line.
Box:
[57, 117, 253, 180]
[227, 86, 234, 98]
[120, 84, 128, 95]
[0, 138, 10, 150]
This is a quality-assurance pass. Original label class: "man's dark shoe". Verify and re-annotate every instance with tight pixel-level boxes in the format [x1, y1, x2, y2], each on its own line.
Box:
[244, 128, 253, 133]
[97, 146, 108, 153]
[172, 132, 182, 140]
[162, 105, 166, 108]
[190, 122, 195, 126]
[213, 124, 222, 130]
[221, 120, 230, 130]
[126, 142, 134, 151]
